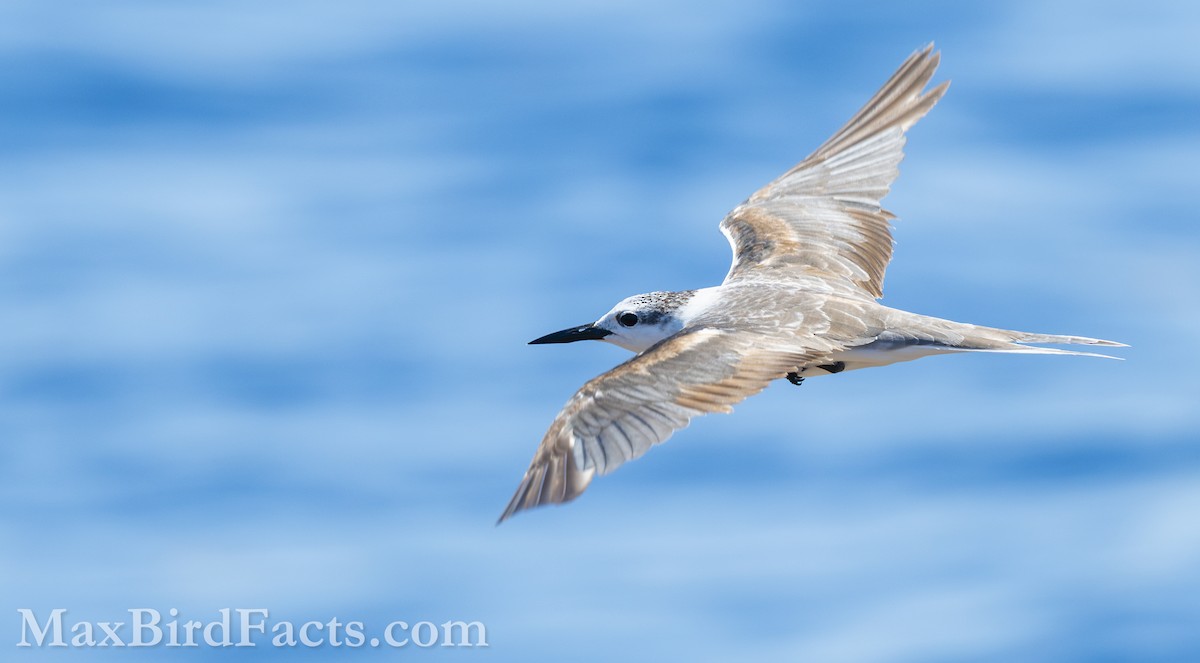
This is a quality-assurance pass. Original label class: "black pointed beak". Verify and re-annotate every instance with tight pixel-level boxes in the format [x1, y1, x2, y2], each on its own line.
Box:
[529, 323, 612, 345]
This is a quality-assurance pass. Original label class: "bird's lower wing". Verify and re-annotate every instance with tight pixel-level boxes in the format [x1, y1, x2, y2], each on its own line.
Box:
[498, 328, 835, 523]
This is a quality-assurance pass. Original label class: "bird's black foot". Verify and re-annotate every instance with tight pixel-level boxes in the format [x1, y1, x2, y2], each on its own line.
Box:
[786, 372, 804, 386]
[816, 361, 846, 374]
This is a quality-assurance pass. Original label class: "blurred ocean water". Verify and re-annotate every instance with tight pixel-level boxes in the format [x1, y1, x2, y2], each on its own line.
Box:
[3, 1, 1199, 660]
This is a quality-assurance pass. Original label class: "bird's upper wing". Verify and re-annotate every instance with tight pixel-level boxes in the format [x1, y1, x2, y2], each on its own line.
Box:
[719, 45, 949, 299]
[498, 328, 835, 523]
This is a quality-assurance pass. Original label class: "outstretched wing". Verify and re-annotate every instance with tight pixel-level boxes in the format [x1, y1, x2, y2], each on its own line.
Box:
[498, 329, 832, 523]
[720, 45, 949, 298]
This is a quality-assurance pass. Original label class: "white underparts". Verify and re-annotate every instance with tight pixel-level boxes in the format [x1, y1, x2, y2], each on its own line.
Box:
[816, 340, 960, 373]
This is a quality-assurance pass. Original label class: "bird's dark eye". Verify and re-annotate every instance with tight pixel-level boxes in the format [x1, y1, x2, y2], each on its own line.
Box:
[617, 312, 639, 327]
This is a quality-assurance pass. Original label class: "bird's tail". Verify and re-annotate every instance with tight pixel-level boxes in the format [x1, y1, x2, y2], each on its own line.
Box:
[938, 322, 1127, 359]
[880, 309, 1128, 359]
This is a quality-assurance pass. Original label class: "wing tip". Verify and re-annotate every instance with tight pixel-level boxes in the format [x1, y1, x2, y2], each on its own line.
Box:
[496, 451, 594, 525]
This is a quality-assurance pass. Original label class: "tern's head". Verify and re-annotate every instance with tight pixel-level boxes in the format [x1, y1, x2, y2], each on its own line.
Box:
[529, 290, 697, 353]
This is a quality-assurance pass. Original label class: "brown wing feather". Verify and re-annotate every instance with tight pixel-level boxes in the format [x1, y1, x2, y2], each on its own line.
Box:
[498, 329, 820, 523]
[720, 45, 949, 298]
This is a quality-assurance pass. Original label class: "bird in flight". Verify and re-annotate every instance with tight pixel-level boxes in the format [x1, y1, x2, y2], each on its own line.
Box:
[499, 45, 1125, 523]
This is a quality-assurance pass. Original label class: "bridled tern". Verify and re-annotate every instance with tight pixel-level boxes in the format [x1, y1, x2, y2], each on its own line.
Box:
[499, 45, 1126, 523]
